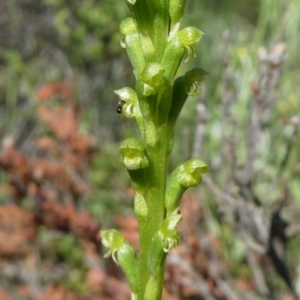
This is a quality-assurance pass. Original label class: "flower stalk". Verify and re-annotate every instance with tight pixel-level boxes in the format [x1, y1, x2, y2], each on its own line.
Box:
[101, 1, 208, 299]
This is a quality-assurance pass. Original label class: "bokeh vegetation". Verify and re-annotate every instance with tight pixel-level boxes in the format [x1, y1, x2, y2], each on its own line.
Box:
[0, 0, 300, 299]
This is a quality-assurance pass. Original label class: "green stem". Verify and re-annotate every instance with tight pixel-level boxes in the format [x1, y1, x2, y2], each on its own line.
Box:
[138, 124, 168, 299]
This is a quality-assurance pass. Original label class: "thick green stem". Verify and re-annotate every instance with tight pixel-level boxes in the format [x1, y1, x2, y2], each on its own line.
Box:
[138, 124, 168, 299]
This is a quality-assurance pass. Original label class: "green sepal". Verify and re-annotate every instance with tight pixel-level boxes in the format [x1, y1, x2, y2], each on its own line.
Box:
[167, 67, 209, 136]
[165, 158, 208, 215]
[148, 215, 182, 276]
[178, 27, 203, 47]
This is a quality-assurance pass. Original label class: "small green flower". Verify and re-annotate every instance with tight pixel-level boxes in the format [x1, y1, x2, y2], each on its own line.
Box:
[101, 230, 139, 294]
[101, 229, 125, 264]
[159, 214, 182, 252]
[167, 68, 208, 138]
[178, 158, 208, 187]
[185, 67, 209, 96]
[114, 87, 138, 118]
[178, 27, 204, 61]
[119, 138, 149, 170]
[140, 63, 165, 96]
[148, 215, 182, 276]
[165, 159, 208, 215]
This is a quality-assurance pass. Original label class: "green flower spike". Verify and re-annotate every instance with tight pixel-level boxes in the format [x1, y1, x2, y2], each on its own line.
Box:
[165, 158, 208, 216]
[178, 27, 204, 62]
[103, 0, 207, 298]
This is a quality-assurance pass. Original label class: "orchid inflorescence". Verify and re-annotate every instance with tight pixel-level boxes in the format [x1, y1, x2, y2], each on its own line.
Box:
[101, 1, 208, 299]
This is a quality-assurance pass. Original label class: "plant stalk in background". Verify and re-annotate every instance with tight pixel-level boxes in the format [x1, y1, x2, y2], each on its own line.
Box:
[101, 1, 208, 299]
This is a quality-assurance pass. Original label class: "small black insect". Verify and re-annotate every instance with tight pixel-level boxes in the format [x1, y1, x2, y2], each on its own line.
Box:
[116, 100, 125, 114]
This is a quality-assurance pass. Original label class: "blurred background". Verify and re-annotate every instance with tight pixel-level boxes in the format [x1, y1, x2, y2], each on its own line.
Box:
[0, 0, 300, 299]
